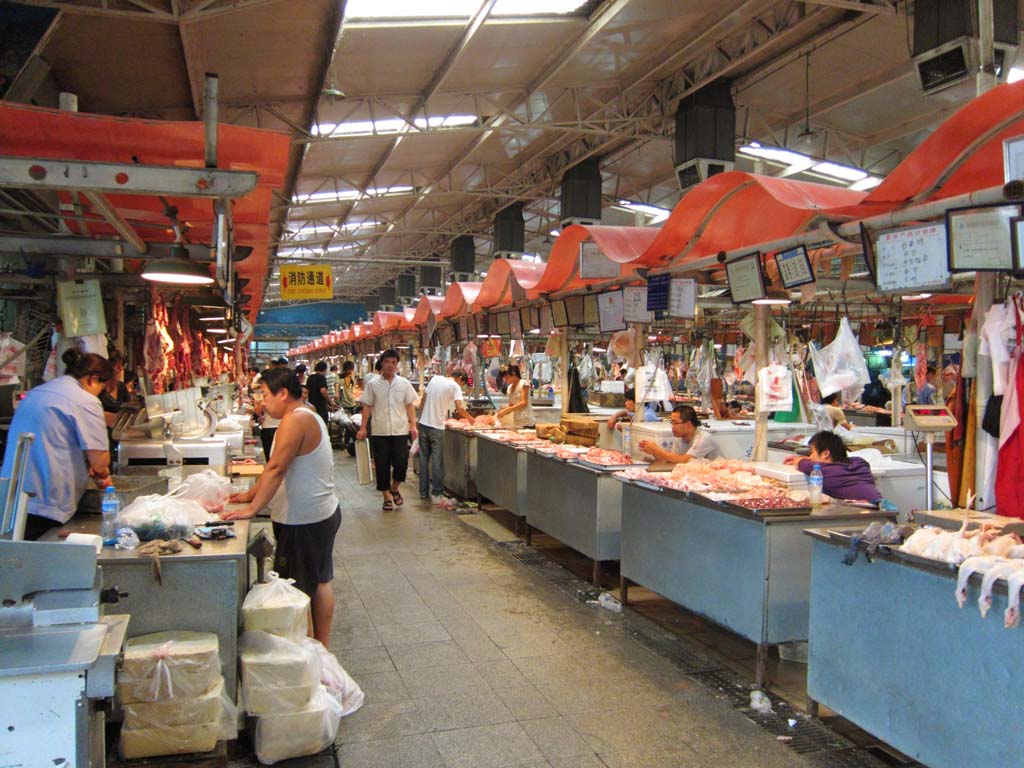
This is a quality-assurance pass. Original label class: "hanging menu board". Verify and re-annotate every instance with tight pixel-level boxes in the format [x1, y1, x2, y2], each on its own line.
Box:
[564, 295, 585, 326]
[597, 290, 627, 332]
[726, 253, 765, 304]
[550, 299, 570, 328]
[540, 304, 553, 335]
[946, 204, 1020, 272]
[874, 222, 951, 293]
[519, 306, 539, 333]
[773, 245, 815, 288]
[457, 317, 468, 342]
[579, 241, 619, 279]
[496, 312, 511, 336]
[646, 274, 670, 311]
[509, 310, 522, 340]
[623, 286, 654, 322]
[668, 278, 697, 319]
[421, 326, 430, 349]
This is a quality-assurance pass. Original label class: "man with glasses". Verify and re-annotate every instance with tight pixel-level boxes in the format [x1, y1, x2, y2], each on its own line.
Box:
[638, 404, 722, 464]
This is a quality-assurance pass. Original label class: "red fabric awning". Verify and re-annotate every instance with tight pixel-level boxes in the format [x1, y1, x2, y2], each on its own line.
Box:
[474, 260, 546, 309]
[438, 282, 483, 319]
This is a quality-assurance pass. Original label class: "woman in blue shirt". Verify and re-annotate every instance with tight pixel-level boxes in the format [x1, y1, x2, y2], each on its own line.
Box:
[2, 349, 113, 540]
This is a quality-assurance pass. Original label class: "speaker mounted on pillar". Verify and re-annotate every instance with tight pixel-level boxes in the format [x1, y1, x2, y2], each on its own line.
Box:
[494, 203, 525, 259]
[674, 80, 735, 192]
[912, 0, 1018, 97]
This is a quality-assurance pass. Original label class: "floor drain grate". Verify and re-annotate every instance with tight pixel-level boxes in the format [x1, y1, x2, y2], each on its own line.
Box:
[743, 708, 847, 754]
[803, 748, 898, 768]
[494, 541, 574, 578]
[687, 669, 751, 707]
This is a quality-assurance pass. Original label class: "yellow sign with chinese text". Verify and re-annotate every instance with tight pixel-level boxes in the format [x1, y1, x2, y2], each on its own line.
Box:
[280, 265, 333, 300]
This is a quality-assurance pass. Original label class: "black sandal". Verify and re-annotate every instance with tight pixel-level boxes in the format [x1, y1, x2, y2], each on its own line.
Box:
[382, 499, 394, 511]
[392, 490, 404, 506]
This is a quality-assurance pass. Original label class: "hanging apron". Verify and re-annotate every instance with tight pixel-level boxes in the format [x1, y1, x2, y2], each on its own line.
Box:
[995, 297, 1024, 518]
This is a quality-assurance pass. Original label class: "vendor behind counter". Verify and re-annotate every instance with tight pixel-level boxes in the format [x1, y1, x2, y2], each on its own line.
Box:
[783, 431, 883, 504]
[1, 349, 112, 540]
[638, 404, 722, 464]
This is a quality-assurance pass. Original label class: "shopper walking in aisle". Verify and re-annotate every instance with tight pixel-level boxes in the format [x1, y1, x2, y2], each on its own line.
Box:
[223, 367, 341, 644]
[306, 360, 332, 424]
[418, 370, 472, 503]
[339, 361, 357, 412]
[357, 348, 418, 511]
[326, 364, 340, 401]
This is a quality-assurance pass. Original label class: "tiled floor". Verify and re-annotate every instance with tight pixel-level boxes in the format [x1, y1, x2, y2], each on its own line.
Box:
[323, 456, 816, 768]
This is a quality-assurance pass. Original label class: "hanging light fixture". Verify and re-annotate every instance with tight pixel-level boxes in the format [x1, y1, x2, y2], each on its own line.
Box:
[797, 52, 815, 140]
[752, 287, 792, 306]
[142, 243, 214, 285]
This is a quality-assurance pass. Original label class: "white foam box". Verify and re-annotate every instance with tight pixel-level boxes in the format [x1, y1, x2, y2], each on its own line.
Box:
[252, 687, 338, 765]
[750, 462, 808, 488]
[118, 631, 221, 704]
[240, 637, 319, 715]
[119, 721, 220, 759]
[627, 421, 675, 461]
[122, 677, 224, 730]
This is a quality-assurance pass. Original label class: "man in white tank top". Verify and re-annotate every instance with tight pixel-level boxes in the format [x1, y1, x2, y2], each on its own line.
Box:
[224, 368, 341, 644]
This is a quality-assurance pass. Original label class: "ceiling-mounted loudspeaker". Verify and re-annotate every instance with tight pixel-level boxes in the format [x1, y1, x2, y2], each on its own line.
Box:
[396, 274, 416, 297]
[379, 285, 397, 305]
[914, 37, 1015, 95]
[560, 216, 599, 228]
[675, 158, 733, 191]
[420, 265, 442, 287]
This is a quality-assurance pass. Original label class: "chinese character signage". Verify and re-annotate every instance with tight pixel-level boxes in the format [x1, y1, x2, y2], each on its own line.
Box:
[280, 266, 333, 300]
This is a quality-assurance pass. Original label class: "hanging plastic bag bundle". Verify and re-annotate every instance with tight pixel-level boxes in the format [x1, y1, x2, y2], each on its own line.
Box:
[170, 469, 233, 514]
[757, 363, 794, 412]
[808, 318, 870, 399]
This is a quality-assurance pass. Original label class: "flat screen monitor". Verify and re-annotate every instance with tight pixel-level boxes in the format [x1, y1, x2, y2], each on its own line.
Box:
[773, 245, 815, 289]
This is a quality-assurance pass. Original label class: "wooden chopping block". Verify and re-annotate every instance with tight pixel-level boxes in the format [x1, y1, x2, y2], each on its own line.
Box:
[559, 417, 599, 438]
[563, 433, 597, 447]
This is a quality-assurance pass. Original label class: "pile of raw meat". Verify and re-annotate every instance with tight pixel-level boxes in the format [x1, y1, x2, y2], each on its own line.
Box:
[617, 459, 808, 508]
[577, 448, 638, 466]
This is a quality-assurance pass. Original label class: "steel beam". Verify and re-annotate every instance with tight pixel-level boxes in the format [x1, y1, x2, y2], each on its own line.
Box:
[0, 156, 258, 198]
[81, 192, 148, 253]
[0, 234, 211, 260]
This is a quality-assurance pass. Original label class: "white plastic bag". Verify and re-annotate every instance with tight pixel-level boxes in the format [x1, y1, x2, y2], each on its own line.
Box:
[303, 639, 365, 717]
[117, 631, 221, 704]
[808, 318, 870, 398]
[239, 630, 321, 715]
[757, 363, 793, 412]
[252, 685, 343, 765]
[242, 572, 310, 641]
[117, 494, 209, 541]
[171, 469, 232, 514]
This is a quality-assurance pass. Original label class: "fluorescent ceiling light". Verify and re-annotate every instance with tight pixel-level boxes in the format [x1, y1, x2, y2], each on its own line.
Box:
[549, 229, 561, 237]
[616, 200, 671, 224]
[198, 315, 224, 322]
[345, 0, 585, 19]
[206, 328, 228, 334]
[1010, 66, 1024, 83]
[291, 186, 413, 204]
[314, 115, 477, 138]
[811, 161, 867, 182]
[849, 176, 883, 192]
[738, 142, 811, 167]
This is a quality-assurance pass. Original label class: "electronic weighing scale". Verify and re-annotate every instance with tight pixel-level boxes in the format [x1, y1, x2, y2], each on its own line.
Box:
[903, 404, 957, 511]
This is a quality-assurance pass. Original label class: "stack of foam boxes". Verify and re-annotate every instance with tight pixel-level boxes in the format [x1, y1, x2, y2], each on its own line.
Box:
[239, 574, 343, 765]
[117, 631, 235, 759]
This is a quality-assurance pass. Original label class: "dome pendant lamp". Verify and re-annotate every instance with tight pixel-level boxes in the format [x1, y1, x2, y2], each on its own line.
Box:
[142, 243, 215, 285]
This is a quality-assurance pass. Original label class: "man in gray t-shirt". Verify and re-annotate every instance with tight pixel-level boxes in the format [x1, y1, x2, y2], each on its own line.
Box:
[638, 404, 722, 464]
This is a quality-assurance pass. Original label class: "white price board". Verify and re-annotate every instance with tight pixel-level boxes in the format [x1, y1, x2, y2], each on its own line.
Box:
[947, 204, 1018, 272]
[623, 286, 654, 323]
[726, 253, 765, 303]
[579, 241, 619, 279]
[773, 245, 815, 288]
[597, 290, 626, 332]
[668, 278, 697, 319]
[57, 279, 107, 337]
[874, 222, 951, 293]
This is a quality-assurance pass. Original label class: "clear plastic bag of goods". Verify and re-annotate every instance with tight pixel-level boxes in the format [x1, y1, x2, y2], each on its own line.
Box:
[252, 685, 344, 765]
[239, 631, 321, 715]
[170, 469, 232, 514]
[757, 363, 793, 412]
[117, 631, 221, 704]
[122, 676, 233, 730]
[303, 639, 365, 717]
[808, 318, 870, 399]
[242, 571, 311, 641]
[116, 493, 208, 541]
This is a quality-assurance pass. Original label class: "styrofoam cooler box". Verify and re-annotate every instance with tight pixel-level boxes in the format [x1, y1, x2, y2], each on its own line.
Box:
[750, 462, 809, 489]
[627, 422, 679, 460]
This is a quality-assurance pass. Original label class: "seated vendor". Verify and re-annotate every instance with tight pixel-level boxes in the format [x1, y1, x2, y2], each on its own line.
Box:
[606, 388, 658, 430]
[639, 404, 721, 464]
[822, 392, 854, 431]
[782, 431, 882, 504]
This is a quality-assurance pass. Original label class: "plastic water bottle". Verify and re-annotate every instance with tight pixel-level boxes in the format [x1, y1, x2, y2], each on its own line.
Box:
[621, 423, 632, 455]
[808, 464, 824, 506]
[101, 486, 120, 546]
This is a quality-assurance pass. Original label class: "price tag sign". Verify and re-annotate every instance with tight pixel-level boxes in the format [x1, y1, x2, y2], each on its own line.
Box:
[773, 245, 815, 288]
[646, 274, 670, 311]
[726, 253, 765, 303]
[597, 291, 626, 332]
[875, 223, 950, 292]
[623, 286, 653, 323]
[58, 280, 107, 337]
[668, 278, 697, 319]
[579, 241, 620, 279]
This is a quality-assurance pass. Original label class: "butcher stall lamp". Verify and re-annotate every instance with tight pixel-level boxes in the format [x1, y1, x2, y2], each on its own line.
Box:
[142, 244, 214, 285]
[752, 288, 792, 306]
[205, 328, 228, 335]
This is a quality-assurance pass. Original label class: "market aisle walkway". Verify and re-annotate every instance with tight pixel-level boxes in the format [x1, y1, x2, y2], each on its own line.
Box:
[325, 456, 814, 768]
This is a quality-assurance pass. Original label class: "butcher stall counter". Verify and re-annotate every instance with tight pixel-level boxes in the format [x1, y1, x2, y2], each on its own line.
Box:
[443, 426, 479, 499]
[804, 528, 1024, 768]
[475, 432, 529, 531]
[43, 514, 251, 697]
[615, 478, 894, 685]
[523, 448, 645, 586]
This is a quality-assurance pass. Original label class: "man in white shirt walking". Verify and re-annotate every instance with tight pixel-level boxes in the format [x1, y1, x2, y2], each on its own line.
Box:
[357, 349, 418, 511]
[418, 370, 472, 503]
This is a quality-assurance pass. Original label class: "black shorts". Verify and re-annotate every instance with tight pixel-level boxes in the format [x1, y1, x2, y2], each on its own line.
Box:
[272, 506, 341, 598]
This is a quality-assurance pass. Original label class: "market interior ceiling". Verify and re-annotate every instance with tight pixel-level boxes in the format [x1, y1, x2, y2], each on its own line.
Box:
[0, 0, 1019, 312]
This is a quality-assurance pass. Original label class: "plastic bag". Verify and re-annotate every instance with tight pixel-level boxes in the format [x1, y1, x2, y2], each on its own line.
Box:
[608, 328, 635, 361]
[577, 353, 594, 388]
[122, 676, 237, 742]
[239, 630, 321, 715]
[252, 685, 343, 765]
[117, 494, 209, 541]
[757, 363, 793, 412]
[462, 340, 478, 367]
[242, 572, 311, 641]
[170, 469, 232, 514]
[117, 631, 221, 704]
[545, 328, 563, 358]
[303, 639, 365, 717]
[808, 318, 870, 398]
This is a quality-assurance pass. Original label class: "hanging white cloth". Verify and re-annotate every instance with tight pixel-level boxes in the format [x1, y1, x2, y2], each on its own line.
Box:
[980, 302, 1016, 396]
